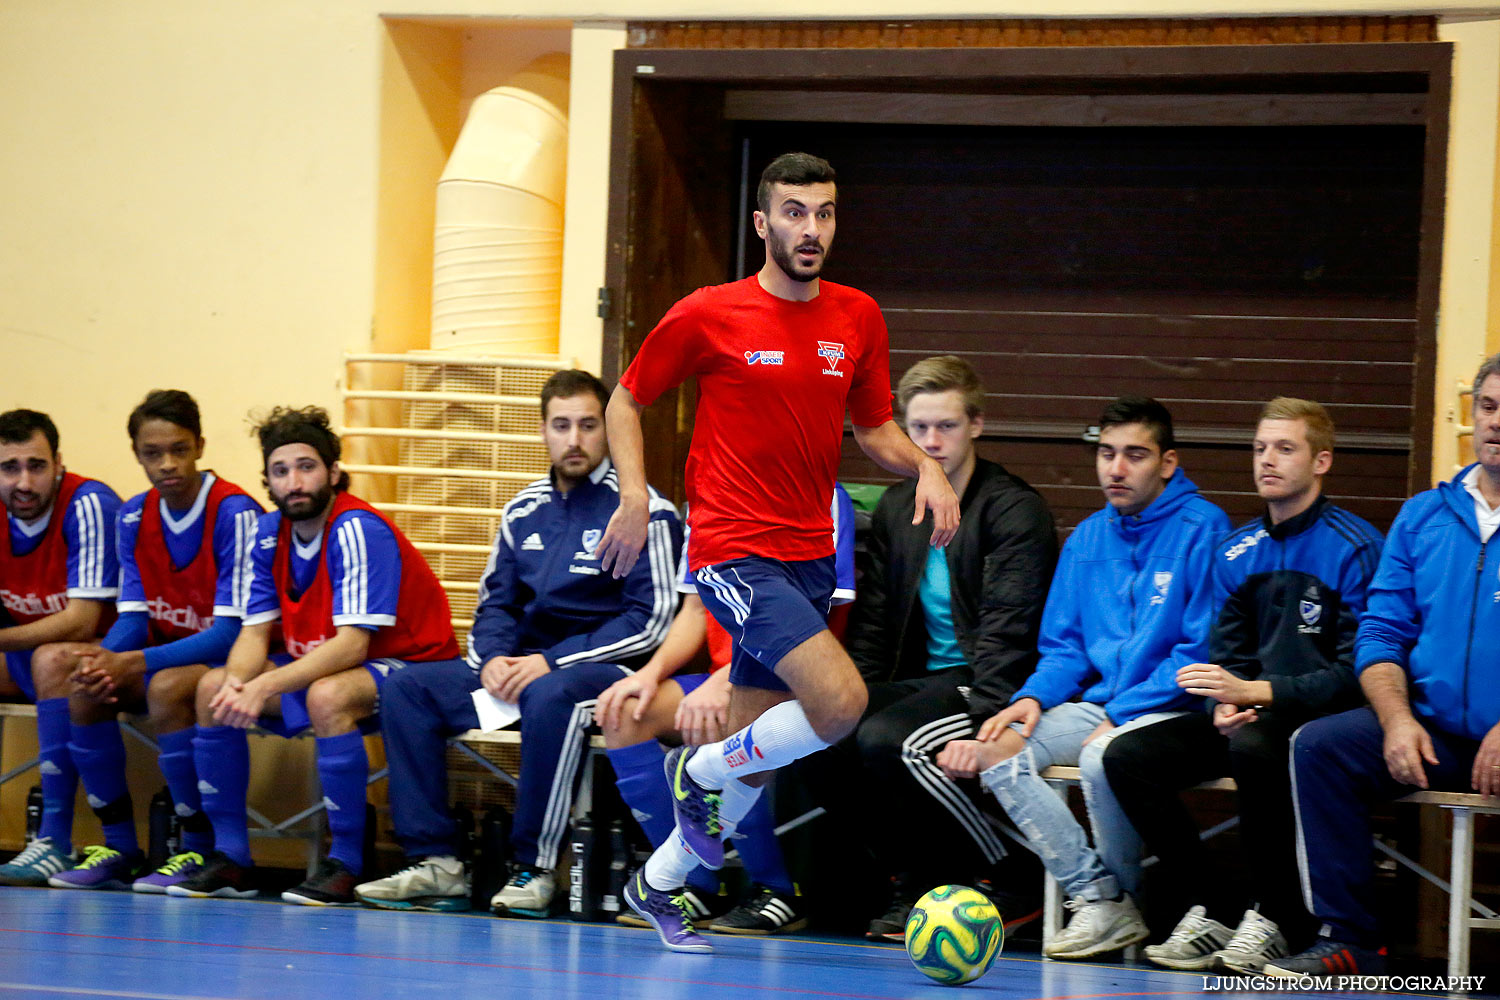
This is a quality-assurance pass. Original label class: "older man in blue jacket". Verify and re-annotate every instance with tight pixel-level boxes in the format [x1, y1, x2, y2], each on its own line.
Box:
[939, 396, 1229, 960]
[1267, 354, 1500, 979]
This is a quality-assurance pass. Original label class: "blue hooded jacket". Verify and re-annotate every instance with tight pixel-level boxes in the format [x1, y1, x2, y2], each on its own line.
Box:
[1355, 464, 1500, 741]
[1013, 468, 1230, 723]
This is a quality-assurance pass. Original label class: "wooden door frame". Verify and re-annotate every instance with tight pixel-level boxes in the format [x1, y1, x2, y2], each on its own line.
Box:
[603, 41, 1450, 496]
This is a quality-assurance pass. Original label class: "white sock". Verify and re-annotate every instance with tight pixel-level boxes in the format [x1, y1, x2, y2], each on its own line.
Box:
[685, 700, 830, 788]
[717, 778, 763, 842]
[644, 830, 700, 891]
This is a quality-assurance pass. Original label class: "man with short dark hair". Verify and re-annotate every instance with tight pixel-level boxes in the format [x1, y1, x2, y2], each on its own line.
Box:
[354, 370, 681, 917]
[596, 151, 961, 953]
[32, 390, 262, 892]
[1102, 397, 1382, 974]
[1265, 355, 1500, 979]
[0, 409, 120, 887]
[938, 397, 1229, 961]
[169, 405, 460, 906]
[844, 355, 1056, 940]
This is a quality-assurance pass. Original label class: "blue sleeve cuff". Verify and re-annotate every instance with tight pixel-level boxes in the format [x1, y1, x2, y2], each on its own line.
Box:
[142, 616, 243, 677]
[100, 612, 149, 654]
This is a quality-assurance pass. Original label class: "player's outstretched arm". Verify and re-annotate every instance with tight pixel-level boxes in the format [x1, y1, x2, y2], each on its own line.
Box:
[598, 383, 651, 578]
[852, 419, 960, 547]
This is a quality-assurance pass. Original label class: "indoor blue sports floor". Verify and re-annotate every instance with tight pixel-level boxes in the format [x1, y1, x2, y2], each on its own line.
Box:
[0, 887, 1486, 1000]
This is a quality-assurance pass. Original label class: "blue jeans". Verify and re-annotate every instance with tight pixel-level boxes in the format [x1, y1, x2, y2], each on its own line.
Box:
[979, 702, 1185, 900]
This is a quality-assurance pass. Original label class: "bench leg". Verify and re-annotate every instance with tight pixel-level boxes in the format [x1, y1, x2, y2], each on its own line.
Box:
[1042, 780, 1067, 955]
[1448, 808, 1472, 980]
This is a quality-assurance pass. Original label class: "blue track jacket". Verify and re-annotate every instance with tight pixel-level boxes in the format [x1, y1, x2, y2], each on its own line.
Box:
[1013, 469, 1230, 723]
[1355, 464, 1500, 740]
[465, 457, 682, 672]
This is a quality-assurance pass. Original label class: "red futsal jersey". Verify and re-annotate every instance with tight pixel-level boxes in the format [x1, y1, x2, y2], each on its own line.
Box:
[1, 473, 100, 626]
[135, 476, 254, 643]
[620, 276, 892, 571]
[272, 493, 460, 662]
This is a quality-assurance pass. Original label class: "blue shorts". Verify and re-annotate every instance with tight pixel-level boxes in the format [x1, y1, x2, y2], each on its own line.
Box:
[674, 672, 710, 696]
[693, 555, 835, 692]
[257, 653, 407, 737]
[4, 650, 35, 701]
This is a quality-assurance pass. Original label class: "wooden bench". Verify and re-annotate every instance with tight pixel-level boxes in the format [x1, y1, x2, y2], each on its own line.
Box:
[1038, 765, 1500, 977]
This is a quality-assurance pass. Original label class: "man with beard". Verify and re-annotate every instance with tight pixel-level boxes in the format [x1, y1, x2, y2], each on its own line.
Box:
[354, 370, 680, 917]
[0, 409, 120, 886]
[169, 406, 458, 905]
[595, 152, 960, 952]
[32, 390, 262, 892]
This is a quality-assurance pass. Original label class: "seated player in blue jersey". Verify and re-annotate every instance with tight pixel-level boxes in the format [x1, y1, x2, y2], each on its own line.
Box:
[0, 409, 121, 887]
[937, 397, 1230, 961]
[593, 485, 854, 935]
[29, 391, 263, 892]
[354, 370, 681, 915]
[168, 406, 459, 905]
[1102, 398, 1383, 974]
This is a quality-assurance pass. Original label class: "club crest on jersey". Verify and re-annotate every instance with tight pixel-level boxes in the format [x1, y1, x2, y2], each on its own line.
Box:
[1150, 571, 1173, 605]
[744, 350, 784, 366]
[817, 341, 846, 377]
[581, 528, 602, 555]
[1298, 585, 1324, 633]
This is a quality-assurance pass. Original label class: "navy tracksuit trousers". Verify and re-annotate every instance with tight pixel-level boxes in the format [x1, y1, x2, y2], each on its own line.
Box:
[381, 658, 626, 868]
[1291, 706, 1480, 946]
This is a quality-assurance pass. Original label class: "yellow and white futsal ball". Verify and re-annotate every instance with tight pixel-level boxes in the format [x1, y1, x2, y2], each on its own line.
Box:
[904, 885, 1004, 985]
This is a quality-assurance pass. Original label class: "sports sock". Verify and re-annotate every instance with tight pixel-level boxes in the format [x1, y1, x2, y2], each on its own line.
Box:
[685, 700, 830, 788]
[35, 697, 78, 851]
[607, 740, 716, 894]
[730, 790, 793, 894]
[69, 720, 137, 852]
[644, 830, 702, 892]
[315, 731, 368, 874]
[158, 728, 212, 855]
[193, 725, 251, 866]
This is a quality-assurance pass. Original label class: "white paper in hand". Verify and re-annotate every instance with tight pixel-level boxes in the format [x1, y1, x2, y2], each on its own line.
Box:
[471, 688, 520, 731]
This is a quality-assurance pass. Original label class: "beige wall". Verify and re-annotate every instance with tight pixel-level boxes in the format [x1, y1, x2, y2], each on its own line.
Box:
[2, 0, 1499, 851]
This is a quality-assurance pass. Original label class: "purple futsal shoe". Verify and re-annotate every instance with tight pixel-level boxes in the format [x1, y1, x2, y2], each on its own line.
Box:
[623, 868, 713, 953]
[664, 746, 724, 870]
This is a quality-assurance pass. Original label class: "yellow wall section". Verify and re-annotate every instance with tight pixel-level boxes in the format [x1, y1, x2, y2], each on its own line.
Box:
[3, 0, 1500, 855]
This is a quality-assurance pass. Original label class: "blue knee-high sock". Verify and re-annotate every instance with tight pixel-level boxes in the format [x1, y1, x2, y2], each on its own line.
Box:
[315, 731, 368, 874]
[193, 725, 251, 866]
[733, 793, 793, 894]
[158, 728, 212, 856]
[36, 698, 78, 851]
[608, 740, 717, 895]
[69, 720, 137, 852]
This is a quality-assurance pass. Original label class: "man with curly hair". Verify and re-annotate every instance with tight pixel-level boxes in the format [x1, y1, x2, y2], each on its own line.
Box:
[169, 406, 459, 905]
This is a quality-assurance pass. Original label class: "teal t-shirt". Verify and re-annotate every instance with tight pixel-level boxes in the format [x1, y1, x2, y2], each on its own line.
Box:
[920, 546, 966, 671]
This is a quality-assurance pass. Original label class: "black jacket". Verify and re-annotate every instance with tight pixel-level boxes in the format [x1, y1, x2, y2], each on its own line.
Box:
[848, 458, 1057, 721]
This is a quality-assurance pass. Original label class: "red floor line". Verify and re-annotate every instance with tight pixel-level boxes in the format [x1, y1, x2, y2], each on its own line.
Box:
[0, 925, 937, 1000]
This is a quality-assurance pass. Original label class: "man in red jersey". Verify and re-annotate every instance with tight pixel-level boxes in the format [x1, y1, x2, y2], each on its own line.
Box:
[0, 409, 120, 887]
[596, 152, 960, 952]
[169, 406, 459, 906]
[33, 390, 263, 893]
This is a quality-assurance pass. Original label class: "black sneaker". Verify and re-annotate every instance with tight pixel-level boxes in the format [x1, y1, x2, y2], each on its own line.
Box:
[282, 858, 360, 906]
[165, 851, 258, 899]
[617, 883, 730, 928]
[866, 876, 919, 942]
[974, 880, 1044, 936]
[1263, 939, 1387, 979]
[710, 884, 808, 935]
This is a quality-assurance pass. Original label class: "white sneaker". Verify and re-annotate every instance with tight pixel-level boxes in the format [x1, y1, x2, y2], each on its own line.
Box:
[490, 864, 555, 918]
[1143, 905, 1233, 970]
[355, 855, 470, 912]
[1214, 909, 1289, 974]
[1044, 894, 1150, 960]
